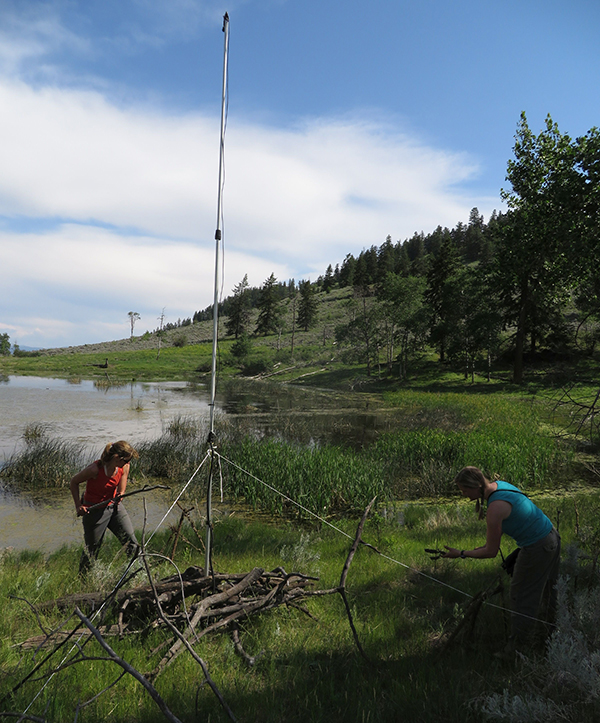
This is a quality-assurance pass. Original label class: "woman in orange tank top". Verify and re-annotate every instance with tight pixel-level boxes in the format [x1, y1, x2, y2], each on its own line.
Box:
[70, 440, 140, 574]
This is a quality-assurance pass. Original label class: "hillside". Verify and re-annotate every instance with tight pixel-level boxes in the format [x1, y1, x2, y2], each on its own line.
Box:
[35, 286, 353, 358]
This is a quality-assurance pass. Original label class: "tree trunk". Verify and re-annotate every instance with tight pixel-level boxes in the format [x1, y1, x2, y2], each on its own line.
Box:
[513, 282, 529, 384]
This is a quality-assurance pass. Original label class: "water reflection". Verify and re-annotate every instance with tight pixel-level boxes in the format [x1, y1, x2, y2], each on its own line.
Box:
[0, 486, 181, 553]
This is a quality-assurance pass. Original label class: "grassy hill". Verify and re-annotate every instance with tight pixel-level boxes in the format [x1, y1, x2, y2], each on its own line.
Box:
[0, 287, 368, 385]
[2, 283, 599, 393]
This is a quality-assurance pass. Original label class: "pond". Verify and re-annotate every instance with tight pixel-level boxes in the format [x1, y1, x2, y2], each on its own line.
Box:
[0, 374, 398, 552]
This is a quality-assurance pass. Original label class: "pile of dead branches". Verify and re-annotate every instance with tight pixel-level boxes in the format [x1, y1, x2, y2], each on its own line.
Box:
[24, 565, 318, 674]
[4, 500, 377, 723]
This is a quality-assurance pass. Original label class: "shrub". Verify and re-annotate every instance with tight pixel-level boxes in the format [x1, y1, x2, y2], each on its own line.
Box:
[231, 335, 252, 359]
[0, 425, 84, 489]
[172, 334, 188, 348]
[241, 358, 270, 376]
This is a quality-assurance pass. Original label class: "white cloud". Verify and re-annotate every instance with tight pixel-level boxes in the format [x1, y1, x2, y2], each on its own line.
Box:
[0, 78, 498, 347]
[0, 223, 289, 346]
[0, 2, 88, 77]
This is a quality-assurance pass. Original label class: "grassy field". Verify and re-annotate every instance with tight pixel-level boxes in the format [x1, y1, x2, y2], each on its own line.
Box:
[1, 493, 599, 723]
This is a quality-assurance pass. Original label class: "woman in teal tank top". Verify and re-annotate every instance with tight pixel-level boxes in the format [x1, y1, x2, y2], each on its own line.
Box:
[443, 466, 560, 649]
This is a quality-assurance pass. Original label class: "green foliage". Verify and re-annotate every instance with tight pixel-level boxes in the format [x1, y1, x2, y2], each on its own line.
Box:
[136, 415, 206, 481]
[0, 424, 84, 488]
[240, 356, 270, 376]
[225, 274, 252, 338]
[12, 346, 41, 357]
[425, 228, 460, 362]
[0, 332, 10, 356]
[496, 113, 595, 382]
[378, 272, 428, 378]
[171, 332, 187, 348]
[335, 294, 382, 377]
[231, 333, 252, 360]
[223, 438, 388, 516]
[297, 279, 319, 331]
[256, 272, 283, 336]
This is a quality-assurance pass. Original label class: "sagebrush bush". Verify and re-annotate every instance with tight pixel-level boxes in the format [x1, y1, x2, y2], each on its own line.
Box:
[476, 549, 600, 722]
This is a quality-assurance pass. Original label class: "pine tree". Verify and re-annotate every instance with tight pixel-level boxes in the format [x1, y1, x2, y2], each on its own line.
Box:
[225, 274, 251, 339]
[297, 280, 319, 331]
[425, 233, 460, 362]
[322, 264, 335, 293]
[255, 273, 282, 336]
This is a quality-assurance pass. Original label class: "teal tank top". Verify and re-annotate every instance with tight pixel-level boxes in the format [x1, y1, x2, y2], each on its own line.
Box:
[488, 481, 552, 548]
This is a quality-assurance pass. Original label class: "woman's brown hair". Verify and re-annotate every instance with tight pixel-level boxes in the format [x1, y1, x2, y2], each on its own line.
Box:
[100, 441, 138, 465]
[454, 466, 492, 519]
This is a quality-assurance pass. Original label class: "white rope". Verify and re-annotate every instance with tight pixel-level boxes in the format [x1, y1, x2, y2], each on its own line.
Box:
[145, 450, 211, 544]
[217, 452, 556, 625]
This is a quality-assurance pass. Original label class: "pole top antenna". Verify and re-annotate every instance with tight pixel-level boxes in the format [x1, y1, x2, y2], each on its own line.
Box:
[223, 12, 229, 30]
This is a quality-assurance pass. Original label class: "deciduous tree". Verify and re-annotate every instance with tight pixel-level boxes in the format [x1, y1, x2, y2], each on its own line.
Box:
[497, 113, 585, 382]
[0, 333, 10, 356]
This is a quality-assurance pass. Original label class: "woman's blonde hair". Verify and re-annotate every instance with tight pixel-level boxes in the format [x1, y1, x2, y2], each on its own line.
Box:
[100, 440, 138, 465]
[454, 466, 492, 519]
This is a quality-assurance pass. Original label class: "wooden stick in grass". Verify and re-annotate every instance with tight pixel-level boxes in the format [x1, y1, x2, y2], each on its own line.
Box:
[337, 497, 376, 663]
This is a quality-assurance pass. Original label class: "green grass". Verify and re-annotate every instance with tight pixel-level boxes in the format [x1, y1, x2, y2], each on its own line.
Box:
[0, 489, 598, 723]
[0, 423, 84, 489]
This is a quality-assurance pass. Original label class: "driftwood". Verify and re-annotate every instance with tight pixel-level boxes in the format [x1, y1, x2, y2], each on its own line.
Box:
[22, 566, 319, 659]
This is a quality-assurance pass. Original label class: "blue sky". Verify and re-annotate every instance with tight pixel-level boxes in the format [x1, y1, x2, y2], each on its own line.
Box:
[0, 0, 599, 348]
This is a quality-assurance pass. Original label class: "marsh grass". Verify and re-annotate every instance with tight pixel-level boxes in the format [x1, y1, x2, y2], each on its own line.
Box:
[3, 389, 570, 518]
[0, 423, 84, 489]
[220, 391, 567, 517]
[136, 415, 208, 481]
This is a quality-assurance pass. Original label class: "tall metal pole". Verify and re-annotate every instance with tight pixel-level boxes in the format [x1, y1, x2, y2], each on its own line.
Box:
[206, 12, 229, 575]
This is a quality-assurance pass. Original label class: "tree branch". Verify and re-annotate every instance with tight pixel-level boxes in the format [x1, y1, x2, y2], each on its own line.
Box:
[74, 608, 183, 723]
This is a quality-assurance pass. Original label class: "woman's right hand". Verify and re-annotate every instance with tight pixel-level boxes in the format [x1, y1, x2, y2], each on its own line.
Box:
[76, 503, 88, 517]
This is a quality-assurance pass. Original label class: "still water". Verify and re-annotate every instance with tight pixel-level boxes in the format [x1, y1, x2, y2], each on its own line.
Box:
[0, 375, 213, 460]
[0, 375, 394, 552]
[0, 375, 217, 553]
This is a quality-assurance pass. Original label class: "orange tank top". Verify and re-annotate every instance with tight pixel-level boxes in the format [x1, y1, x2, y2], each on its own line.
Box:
[83, 462, 123, 505]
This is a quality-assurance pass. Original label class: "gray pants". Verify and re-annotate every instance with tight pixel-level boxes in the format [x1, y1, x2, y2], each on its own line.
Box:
[80, 502, 139, 574]
[510, 527, 560, 642]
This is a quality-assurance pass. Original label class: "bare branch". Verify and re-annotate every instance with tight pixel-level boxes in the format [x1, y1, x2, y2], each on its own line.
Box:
[74, 607, 183, 723]
[140, 554, 239, 722]
[337, 498, 376, 662]
[8, 596, 50, 639]
[231, 626, 262, 667]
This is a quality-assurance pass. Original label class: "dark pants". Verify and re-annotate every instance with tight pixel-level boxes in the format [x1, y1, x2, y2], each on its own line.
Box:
[510, 527, 561, 643]
[79, 502, 139, 574]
